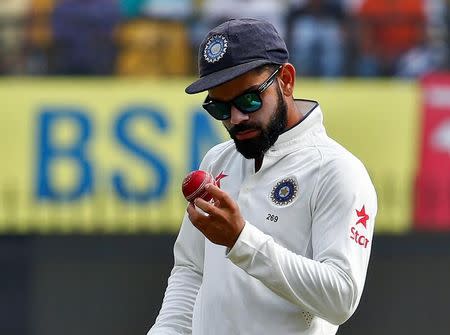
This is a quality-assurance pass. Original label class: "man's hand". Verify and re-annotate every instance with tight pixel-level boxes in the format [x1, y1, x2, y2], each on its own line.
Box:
[187, 183, 245, 249]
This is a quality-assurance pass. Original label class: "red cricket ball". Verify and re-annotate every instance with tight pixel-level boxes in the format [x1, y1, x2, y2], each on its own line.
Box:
[182, 170, 217, 203]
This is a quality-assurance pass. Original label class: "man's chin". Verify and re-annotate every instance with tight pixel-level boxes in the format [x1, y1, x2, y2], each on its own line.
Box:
[233, 137, 268, 159]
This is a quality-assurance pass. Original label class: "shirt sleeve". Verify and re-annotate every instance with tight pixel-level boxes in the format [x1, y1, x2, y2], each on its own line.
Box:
[226, 157, 377, 325]
[147, 142, 231, 334]
[147, 213, 205, 335]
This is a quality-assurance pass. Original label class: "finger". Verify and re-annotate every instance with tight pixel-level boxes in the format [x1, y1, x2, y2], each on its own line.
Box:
[204, 184, 234, 208]
[186, 202, 198, 220]
[187, 202, 204, 222]
[194, 198, 219, 215]
[187, 202, 211, 229]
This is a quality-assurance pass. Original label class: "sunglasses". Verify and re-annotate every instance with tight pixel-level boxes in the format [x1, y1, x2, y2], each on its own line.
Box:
[202, 65, 282, 120]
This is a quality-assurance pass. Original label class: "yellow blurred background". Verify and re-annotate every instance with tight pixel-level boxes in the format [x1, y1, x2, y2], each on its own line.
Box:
[0, 78, 419, 234]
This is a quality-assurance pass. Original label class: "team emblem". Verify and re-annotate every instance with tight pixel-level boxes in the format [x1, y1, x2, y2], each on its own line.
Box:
[270, 177, 299, 206]
[203, 34, 228, 63]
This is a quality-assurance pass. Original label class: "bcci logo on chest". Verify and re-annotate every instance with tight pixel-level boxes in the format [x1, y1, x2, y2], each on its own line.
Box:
[270, 177, 299, 206]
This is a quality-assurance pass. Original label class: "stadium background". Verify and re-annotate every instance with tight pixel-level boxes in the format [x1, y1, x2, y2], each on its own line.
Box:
[1, 0, 450, 334]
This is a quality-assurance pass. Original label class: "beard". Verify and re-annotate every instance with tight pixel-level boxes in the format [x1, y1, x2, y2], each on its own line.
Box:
[227, 85, 288, 159]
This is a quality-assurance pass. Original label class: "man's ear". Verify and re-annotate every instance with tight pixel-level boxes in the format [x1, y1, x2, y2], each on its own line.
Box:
[278, 63, 296, 97]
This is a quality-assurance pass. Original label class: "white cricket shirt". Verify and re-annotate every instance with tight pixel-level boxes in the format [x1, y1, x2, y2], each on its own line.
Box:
[148, 100, 377, 335]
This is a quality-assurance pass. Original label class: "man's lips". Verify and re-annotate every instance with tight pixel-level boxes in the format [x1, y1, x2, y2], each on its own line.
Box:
[235, 129, 261, 140]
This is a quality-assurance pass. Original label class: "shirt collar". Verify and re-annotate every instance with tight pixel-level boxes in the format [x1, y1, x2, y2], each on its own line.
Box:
[268, 99, 323, 153]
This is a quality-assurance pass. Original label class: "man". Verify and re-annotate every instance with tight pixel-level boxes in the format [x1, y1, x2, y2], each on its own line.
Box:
[148, 18, 377, 335]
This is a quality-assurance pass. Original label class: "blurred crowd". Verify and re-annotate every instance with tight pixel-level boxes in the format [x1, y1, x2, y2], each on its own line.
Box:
[0, 0, 449, 78]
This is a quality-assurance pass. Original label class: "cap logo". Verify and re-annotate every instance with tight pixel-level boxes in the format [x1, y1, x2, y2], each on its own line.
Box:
[203, 34, 228, 63]
[270, 177, 299, 206]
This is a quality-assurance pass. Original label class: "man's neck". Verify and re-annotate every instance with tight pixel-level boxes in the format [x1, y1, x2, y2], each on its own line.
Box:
[255, 156, 263, 172]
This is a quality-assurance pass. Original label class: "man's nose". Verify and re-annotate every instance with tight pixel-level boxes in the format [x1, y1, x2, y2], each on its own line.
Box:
[229, 106, 250, 125]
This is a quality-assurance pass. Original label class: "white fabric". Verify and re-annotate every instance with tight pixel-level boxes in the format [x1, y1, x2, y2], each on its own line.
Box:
[148, 100, 377, 335]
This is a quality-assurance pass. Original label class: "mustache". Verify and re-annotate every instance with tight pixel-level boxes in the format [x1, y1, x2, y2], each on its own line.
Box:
[228, 123, 260, 137]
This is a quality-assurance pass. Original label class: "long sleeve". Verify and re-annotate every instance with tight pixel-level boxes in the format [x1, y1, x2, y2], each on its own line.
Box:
[226, 156, 377, 325]
[148, 142, 234, 334]
[147, 213, 205, 335]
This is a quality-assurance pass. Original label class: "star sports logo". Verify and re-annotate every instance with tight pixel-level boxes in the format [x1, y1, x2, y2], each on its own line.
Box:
[356, 206, 369, 228]
[350, 205, 370, 248]
[215, 171, 228, 187]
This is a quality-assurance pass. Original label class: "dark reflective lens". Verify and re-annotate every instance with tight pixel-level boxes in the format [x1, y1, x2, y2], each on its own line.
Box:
[202, 65, 282, 120]
[204, 101, 231, 120]
[234, 92, 262, 112]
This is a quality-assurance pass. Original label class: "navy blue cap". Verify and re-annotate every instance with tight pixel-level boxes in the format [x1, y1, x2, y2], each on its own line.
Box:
[185, 18, 289, 94]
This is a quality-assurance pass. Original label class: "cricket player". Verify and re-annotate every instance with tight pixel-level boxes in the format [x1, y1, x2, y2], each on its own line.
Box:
[148, 18, 377, 335]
